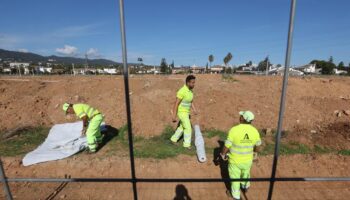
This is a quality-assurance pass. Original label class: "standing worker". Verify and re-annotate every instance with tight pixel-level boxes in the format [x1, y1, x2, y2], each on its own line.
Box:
[170, 75, 198, 149]
[63, 103, 104, 153]
[220, 111, 261, 200]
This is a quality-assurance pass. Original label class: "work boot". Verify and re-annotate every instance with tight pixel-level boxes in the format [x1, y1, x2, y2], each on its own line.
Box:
[241, 187, 249, 193]
[85, 148, 96, 154]
[226, 190, 233, 198]
[183, 146, 192, 150]
[241, 185, 249, 193]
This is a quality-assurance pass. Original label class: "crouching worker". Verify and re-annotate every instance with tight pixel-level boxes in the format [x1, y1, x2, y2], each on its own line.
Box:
[220, 111, 261, 200]
[63, 103, 104, 153]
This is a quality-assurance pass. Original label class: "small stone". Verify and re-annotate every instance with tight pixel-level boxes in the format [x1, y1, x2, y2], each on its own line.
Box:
[144, 82, 150, 88]
[266, 128, 273, 136]
[129, 92, 133, 95]
[59, 194, 66, 199]
[74, 95, 80, 101]
[310, 130, 317, 134]
[334, 110, 342, 117]
[296, 120, 300, 123]
[55, 104, 59, 108]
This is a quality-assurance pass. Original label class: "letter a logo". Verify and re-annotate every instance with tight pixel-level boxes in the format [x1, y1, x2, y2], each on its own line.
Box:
[244, 133, 250, 140]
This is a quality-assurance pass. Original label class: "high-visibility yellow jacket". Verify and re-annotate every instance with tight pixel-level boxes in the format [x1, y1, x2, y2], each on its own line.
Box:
[73, 104, 100, 120]
[176, 85, 193, 113]
[225, 124, 261, 164]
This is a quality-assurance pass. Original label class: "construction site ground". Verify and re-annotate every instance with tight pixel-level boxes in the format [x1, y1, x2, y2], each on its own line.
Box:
[1, 75, 350, 200]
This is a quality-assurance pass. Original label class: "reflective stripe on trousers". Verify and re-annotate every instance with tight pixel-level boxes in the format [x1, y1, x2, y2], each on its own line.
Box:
[170, 112, 192, 147]
[228, 162, 252, 200]
[86, 114, 103, 151]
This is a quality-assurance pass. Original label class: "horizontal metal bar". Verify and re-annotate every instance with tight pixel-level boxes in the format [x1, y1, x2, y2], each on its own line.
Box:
[3, 177, 350, 183]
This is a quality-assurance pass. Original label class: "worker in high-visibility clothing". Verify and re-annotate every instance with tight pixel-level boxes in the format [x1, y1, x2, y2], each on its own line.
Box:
[170, 75, 198, 149]
[220, 111, 261, 200]
[63, 103, 104, 153]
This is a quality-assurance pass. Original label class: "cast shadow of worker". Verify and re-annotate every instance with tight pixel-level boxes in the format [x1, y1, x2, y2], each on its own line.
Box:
[213, 140, 250, 200]
[213, 140, 230, 191]
[98, 125, 119, 150]
[173, 184, 192, 200]
[45, 175, 71, 200]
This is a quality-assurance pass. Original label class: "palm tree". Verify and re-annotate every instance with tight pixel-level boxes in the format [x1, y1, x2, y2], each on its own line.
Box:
[208, 55, 214, 67]
[223, 52, 233, 73]
[208, 55, 214, 74]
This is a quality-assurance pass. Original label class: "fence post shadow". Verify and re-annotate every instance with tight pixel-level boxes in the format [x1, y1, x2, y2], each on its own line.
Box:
[45, 175, 70, 200]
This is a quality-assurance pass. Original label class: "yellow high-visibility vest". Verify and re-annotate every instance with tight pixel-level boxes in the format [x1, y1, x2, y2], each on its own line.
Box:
[176, 85, 193, 113]
[73, 104, 100, 119]
[225, 124, 261, 164]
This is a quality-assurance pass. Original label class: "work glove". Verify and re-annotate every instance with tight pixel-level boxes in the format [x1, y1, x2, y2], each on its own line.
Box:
[81, 127, 87, 136]
[220, 153, 228, 161]
[253, 152, 258, 161]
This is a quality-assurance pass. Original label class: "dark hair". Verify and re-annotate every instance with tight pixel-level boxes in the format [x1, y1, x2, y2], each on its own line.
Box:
[186, 75, 196, 83]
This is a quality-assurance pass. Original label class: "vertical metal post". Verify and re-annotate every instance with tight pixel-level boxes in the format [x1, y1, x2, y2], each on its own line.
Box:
[266, 58, 269, 76]
[0, 158, 13, 200]
[72, 63, 75, 76]
[267, 0, 296, 199]
[118, 0, 138, 200]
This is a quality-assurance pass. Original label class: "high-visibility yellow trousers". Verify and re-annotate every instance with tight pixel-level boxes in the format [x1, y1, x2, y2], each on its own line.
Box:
[170, 112, 192, 147]
[228, 161, 252, 200]
[86, 114, 103, 152]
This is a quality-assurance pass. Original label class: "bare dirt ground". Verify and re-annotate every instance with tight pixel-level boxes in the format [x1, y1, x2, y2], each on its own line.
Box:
[1, 75, 350, 199]
[1, 75, 350, 142]
[1, 154, 350, 199]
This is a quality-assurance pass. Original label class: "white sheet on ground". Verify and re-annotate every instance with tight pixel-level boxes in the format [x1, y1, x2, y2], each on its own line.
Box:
[22, 121, 87, 166]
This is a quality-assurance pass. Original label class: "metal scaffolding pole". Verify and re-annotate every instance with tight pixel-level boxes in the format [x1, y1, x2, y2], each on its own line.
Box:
[6, 177, 350, 183]
[267, 0, 297, 200]
[0, 158, 13, 200]
[118, 0, 138, 199]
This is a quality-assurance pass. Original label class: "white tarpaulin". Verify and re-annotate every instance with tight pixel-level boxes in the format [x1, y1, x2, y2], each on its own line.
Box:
[194, 124, 207, 163]
[22, 121, 87, 166]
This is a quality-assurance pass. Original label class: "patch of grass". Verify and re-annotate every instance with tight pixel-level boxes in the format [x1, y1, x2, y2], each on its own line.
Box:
[108, 125, 196, 159]
[280, 142, 310, 155]
[133, 125, 196, 159]
[260, 142, 311, 156]
[313, 145, 332, 154]
[203, 129, 226, 140]
[222, 74, 238, 82]
[104, 124, 128, 156]
[260, 143, 275, 155]
[338, 150, 350, 156]
[0, 127, 49, 156]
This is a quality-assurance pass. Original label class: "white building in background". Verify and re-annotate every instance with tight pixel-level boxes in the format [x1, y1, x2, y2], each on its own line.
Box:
[3, 68, 11, 73]
[272, 67, 304, 76]
[210, 66, 224, 74]
[334, 68, 348, 75]
[103, 68, 117, 74]
[9, 62, 30, 68]
[242, 66, 254, 71]
[37, 66, 52, 73]
[294, 64, 320, 74]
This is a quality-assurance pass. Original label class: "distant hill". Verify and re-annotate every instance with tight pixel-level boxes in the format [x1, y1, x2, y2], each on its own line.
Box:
[0, 49, 118, 66]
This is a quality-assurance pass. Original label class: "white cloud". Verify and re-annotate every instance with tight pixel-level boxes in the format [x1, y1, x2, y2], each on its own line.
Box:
[18, 48, 28, 53]
[56, 45, 78, 56]
[86, 48, 101, 58]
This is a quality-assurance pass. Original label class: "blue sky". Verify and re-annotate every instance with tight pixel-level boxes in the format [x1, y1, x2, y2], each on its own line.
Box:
[0, 0, 349, 66]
